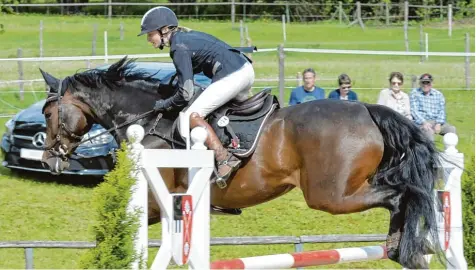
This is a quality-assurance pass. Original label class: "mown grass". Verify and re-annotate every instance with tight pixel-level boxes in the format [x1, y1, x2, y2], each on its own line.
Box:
[0, 13, 474, 269]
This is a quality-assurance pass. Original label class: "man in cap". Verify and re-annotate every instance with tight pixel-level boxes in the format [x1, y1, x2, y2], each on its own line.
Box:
[409, 73, 456, 141]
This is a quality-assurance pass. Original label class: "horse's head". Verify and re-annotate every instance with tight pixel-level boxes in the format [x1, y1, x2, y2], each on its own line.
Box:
[39, 56, 174, 174]
[39, 69, 95, 175]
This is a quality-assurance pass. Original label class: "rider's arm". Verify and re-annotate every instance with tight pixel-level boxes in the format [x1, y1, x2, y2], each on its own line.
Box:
[157, 48, 195, 110]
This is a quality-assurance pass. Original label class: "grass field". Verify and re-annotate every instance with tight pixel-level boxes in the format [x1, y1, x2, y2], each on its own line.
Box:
[0, 13, 474, 269]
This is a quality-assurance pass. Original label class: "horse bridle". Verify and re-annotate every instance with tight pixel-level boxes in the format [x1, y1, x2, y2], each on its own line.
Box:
[43, 79, 85, 160]
[43, 79, 161, 161]
[43, 78, 188, 162]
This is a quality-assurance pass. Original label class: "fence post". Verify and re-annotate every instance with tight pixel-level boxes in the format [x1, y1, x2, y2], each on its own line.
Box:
[411, 75, 417, 89]
[448, 4, 452, 37]
[108, 0, 112, 20]
[282, 14, 286, 42]
[17, 48, 24, 101]
[39, 20, 43, 58]
[104, 31, 108, 64]
[356, 2, 364, 29]
[120, 22, 124, 41]
[404, 1, 409, 52]
[231, 0, 235, 25]
[296, 72, 302, 86]
[92, 24, 97, 56]
[286, 3, 290, 23]
[385, 2, 389, 25]
[278, 44, 285, 106]
[425, 32, 429, 60]
[25, 248, 33, 269]
[464, 33, 470, 90]
[419, 24, 424, 62]
[240, 20, 244, 47]
[339, 1, 343, 24]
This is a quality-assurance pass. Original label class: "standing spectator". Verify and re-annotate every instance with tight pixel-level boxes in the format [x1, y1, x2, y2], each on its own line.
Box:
[328, 74, 358, 101]
[409, 73, 456, 141]
[288, 68, 325, 105]
[377, 71, 412, 120]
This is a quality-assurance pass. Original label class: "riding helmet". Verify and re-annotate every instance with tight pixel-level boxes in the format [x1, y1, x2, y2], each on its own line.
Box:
[138, 6, 178, 36]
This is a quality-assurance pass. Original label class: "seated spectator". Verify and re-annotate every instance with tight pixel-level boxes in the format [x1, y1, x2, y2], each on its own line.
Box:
[288, 68, 325, 105]
[409, 73, 456, 141]
[328, 74, 358, 101]
[377, 71, 412, 120]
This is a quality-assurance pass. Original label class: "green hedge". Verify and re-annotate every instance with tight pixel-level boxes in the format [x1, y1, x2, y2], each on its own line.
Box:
[79, 141, 143, 269]
[462, 154, 475, 267]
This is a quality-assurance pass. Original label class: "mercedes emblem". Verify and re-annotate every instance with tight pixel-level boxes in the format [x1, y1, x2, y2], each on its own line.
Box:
[32, 132, 46, 148]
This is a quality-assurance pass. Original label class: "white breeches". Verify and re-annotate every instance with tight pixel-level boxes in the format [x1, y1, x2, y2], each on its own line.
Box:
[179, 62, 255, 137]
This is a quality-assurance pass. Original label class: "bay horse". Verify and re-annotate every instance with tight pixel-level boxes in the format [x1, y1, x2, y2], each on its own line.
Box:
[39, 57, 443, 269]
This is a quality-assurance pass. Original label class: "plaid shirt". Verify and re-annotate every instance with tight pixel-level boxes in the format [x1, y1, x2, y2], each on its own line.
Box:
[409, 87, 446, 125]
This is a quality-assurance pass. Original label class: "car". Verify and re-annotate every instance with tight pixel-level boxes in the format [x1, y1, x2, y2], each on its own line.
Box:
[1, 61, 212, 176]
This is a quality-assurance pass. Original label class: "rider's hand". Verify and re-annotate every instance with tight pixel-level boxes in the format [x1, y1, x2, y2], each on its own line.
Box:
[153, 100, 167, 112]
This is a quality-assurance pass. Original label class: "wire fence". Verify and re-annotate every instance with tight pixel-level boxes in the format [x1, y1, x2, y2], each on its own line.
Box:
[3, 1, 474, 26]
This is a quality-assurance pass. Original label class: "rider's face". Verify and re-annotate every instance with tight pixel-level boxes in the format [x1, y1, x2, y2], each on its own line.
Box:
[147, 30, 162, 48]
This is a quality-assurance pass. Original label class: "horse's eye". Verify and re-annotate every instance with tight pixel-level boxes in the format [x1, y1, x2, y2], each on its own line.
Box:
[45, 113, 51, 119]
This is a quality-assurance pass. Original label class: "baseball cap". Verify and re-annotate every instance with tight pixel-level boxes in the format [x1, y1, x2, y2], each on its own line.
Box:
[419, 73, 433, 82]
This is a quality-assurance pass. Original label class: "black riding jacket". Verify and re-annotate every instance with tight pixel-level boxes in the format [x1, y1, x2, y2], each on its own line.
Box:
[160, 30, 251, 110]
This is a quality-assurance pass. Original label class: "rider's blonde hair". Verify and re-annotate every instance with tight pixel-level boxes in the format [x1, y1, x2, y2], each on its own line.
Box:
[162, 25, 192, 34]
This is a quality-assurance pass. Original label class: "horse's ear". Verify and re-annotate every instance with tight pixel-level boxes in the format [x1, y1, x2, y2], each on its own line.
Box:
[39, 68, 60, 92]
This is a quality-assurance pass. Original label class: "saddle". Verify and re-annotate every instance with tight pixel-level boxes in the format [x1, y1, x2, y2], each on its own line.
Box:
[208, 88, 280, 158]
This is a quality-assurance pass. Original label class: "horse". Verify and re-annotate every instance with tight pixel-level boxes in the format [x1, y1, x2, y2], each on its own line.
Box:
[39, 57, 443, 269]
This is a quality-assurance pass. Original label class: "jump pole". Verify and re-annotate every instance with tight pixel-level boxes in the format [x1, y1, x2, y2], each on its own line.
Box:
[211, 245, 387, 269]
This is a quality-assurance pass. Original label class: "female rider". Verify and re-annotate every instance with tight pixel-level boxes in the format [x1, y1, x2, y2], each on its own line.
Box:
[138, 6, 255, 183]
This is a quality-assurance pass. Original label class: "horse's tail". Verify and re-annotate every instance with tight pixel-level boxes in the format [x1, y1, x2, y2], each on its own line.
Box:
[363, 103, 443, 268]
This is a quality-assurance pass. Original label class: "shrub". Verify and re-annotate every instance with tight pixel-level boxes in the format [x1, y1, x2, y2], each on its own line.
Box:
[462, 154, 475, 267]
[79, 141, 143, 269]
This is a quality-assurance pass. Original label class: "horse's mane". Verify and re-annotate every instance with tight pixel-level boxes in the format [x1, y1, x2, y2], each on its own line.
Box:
[70, 56, 161, 90]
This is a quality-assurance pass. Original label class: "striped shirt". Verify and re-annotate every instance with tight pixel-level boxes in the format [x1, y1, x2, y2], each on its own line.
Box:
[409, 87, 446, 125]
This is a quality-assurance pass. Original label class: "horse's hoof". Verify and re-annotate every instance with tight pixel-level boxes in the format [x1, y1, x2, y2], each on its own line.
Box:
[387, 248, 399, 262]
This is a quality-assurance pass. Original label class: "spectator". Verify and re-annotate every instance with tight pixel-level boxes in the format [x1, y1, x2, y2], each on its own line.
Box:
[409, 73, 456, 141]
[288, 68, 325, 105]
[328, 74, 358, 101]
[377, 71, 412, 120]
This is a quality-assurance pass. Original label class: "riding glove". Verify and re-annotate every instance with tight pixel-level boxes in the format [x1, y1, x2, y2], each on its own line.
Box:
[153, 99, 172, 112]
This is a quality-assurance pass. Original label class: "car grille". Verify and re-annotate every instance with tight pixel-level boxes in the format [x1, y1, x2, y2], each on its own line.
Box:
[12, 122, 46, 149]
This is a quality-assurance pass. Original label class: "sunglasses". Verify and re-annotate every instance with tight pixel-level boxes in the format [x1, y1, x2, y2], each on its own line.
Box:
[391, 82, 402, 86]
[421, 81, 431, 85]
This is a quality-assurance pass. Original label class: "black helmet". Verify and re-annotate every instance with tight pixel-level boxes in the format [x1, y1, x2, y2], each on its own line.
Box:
[138, 6, 178, 36]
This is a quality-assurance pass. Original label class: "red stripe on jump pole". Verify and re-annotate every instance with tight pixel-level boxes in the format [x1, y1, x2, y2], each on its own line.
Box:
[291, 249, 340, 267]
[211, 258, 245, 269]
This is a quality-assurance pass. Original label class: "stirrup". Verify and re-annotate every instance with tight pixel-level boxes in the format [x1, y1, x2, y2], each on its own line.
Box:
[213, 154, 241, 189]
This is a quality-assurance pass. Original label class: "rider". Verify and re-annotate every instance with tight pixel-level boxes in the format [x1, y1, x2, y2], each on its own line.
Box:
[138, 6, 255, 182]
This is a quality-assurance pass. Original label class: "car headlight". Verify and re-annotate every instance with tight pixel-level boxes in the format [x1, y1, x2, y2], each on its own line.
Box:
[4, 119, 14, 135]
[81, 128, 114, 146]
